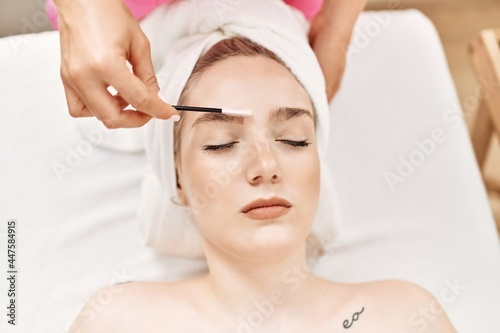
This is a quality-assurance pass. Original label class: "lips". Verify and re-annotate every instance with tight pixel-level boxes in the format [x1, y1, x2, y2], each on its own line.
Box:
[241, 197, 292, 220]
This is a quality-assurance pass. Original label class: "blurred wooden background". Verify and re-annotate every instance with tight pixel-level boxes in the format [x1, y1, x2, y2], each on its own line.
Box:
[367, 0, 500, 233]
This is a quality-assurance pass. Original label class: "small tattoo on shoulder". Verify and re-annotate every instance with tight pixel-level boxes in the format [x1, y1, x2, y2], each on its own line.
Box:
[343, 307, 365, 329]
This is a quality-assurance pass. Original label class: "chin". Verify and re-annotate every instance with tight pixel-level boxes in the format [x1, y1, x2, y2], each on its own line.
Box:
[231, 225, 306, 260]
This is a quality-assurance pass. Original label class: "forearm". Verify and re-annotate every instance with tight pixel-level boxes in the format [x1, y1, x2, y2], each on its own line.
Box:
[308, 0, 367, 100]
[319, 0, 367, 44]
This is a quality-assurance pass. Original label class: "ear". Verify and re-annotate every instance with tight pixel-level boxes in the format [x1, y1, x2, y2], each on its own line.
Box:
[175, 167, 189, 206]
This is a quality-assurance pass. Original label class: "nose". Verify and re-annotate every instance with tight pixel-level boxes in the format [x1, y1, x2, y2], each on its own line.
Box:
[245, 137, 281, 186]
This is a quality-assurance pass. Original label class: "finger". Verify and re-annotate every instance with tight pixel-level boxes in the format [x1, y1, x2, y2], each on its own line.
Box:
[129, 34, 160, 94]
[73, 81, 153, 128]
[104, 109, 153, 129]
[114, 93, 154, 126]
[106, 92, 154, 127]
[114, 93, 130, 110]
[114, 93, 153, 126]
[107, 61, 179, 120]
[62, 82, 94, 118]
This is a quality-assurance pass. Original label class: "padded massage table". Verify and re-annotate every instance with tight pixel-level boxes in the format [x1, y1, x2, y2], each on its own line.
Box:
[1, 9, 499, 333]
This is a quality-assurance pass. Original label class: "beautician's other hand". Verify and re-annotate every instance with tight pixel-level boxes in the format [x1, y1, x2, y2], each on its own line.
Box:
[308, 0, 367, 102]
[309, 21, 347, 102]
[55, 0, 179, 128]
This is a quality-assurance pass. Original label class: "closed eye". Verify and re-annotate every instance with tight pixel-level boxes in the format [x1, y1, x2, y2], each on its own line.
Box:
[201, 140, 311, 153]
[201, 142, 238, 152]
[277, 140, 312, 148]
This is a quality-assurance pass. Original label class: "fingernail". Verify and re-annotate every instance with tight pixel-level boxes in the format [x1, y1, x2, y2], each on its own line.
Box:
[158, 91, 170, 104]
[168, 115, 180, 122]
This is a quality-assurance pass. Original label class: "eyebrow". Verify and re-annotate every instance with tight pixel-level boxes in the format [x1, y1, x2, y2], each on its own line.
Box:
[191, 112, 243, 129]
[271, 107, 313, 123]
[190, 107, 313, 129]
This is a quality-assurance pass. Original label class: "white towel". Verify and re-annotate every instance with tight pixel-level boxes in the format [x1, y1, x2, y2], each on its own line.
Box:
[138, 0, 341, 258]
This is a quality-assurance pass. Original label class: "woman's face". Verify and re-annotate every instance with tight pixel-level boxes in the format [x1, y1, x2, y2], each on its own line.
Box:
[177, 55, 320, 260]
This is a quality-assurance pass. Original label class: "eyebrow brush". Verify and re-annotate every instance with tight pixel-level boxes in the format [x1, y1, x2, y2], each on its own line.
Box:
[172, 105, 252, 117]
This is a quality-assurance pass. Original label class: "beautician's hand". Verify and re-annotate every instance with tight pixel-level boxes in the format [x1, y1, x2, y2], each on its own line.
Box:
[308, 0, 367, 102]
[309, 21, 347, 102]
[55, 0, 179, 128]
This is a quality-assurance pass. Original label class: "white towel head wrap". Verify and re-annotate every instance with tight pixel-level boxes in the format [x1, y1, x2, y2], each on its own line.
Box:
[139, 0, 340, 258]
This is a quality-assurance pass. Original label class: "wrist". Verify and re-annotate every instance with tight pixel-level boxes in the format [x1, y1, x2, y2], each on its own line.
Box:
[55, 0, 130, 29]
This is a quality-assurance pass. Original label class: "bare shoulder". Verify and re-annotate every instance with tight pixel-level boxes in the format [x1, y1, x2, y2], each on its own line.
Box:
[68, 281, 183, 333]
[358, 279, 458, 333]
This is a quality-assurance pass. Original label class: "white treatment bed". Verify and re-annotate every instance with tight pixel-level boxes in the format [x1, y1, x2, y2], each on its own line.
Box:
[0, 9, 499, 333]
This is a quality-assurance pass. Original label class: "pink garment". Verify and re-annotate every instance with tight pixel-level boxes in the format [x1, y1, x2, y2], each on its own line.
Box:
[45, 0, 323, 29]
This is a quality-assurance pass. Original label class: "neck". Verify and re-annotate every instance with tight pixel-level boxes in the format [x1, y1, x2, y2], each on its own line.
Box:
[200, 240, 320, 321]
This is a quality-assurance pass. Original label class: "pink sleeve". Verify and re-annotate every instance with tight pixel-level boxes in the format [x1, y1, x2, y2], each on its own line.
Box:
[124, 0, 174, 21]
[46, 0, 322, 29]
[284, 0, 323, 20]
[45, 0, 58, 29]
